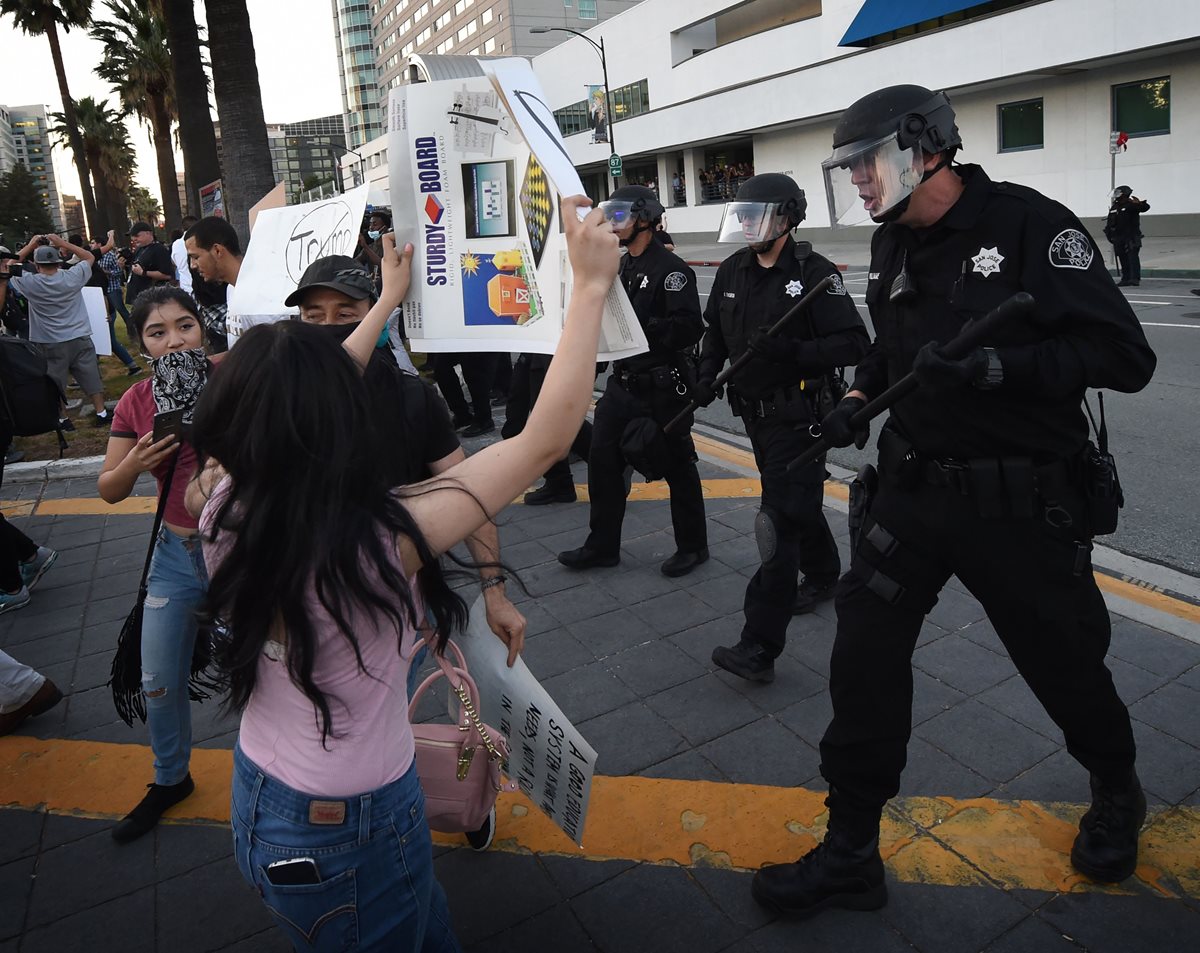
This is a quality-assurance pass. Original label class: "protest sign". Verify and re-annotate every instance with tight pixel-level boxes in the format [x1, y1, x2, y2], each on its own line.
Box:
[82, 287, 111, 357]
[456, 596, 597, 846]
[387, 59, 647, 361]
[200, 179, 225, 218]
[226, 184, 370, 344]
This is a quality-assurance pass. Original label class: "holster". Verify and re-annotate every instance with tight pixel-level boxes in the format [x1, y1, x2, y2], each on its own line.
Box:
[847, 464, 878, 554]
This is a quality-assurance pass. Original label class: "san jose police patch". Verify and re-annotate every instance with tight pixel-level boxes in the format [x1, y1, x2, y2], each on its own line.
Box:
[826, 274, 847, 295]
[664, 271, 688, 292]
[1048, 229, 1094, 270]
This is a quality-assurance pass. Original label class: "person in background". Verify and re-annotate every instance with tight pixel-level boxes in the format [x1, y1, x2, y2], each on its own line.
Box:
[0, 407, 58, 615]
[0, 651, 62, 733]
[92, 231, 141, 376]
[171, 216, 199, 296]
[185, 217, 243, 353]
[124, 222, 175, 306]
[1104, 186, 1149, 287]
[0, 235, 111, 427]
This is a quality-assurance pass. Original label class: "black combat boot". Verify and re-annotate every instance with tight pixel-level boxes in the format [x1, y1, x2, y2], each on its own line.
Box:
[1070, 771, 1146, 883]
[524, 480, 577, 505]
[711, 640, 775, 683]
[752, 826, 887, 918]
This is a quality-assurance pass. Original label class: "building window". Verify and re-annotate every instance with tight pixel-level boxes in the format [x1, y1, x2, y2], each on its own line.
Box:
[578, 0, 596, 18]
[997, 98, 1043, 152]
[1112, 77, 1170, 138]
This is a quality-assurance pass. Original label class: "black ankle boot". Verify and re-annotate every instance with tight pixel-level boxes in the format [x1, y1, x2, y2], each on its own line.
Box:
[1071, 771, 1146, 882]
[752, 827, 887, 918]
[112, 774, 196, 844]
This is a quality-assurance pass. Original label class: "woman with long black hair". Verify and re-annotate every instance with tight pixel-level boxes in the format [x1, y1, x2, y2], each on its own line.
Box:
[188, 198, 619, 951]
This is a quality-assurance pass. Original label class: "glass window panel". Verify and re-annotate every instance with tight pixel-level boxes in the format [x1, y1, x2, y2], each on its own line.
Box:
[1113, 77, 1170, 137]
[998, 98, 1043, 152]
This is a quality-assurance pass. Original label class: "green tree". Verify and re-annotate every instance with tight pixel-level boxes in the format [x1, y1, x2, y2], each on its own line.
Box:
[154, 0, 219, 218]
[49, 96, 136, 237]
[0, 163, 55, 247]
[126, 185, 161, 227]
[0, 0, 99, 235]
[91, 0, 182, 233]
[205, 0, 276, 243]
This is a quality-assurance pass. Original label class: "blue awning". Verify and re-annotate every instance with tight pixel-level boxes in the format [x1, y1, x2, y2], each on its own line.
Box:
[839, 1, 982, 47]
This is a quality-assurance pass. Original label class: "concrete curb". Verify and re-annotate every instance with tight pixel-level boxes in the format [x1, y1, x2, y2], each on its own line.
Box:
[5, 455, 106, 484]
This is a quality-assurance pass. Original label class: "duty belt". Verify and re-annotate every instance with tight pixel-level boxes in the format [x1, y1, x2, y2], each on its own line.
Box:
[729, 380, 825, 419]
[615, 365, 688, 396]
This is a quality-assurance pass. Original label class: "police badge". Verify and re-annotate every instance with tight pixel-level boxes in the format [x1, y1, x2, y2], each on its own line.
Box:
[1048, 229, 1095, 270]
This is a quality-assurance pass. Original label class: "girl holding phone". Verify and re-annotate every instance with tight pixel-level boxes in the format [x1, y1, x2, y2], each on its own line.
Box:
[188, 199, 618, 950]
[97, 286, 211, 843]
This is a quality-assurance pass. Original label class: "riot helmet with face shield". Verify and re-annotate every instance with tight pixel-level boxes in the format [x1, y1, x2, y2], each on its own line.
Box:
[822, 85, 961, 227]
[716, 173, 807, 252]
[599, 185, 663, 246]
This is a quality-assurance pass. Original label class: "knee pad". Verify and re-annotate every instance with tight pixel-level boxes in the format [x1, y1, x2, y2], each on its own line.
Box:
[755, 507, 780, 564]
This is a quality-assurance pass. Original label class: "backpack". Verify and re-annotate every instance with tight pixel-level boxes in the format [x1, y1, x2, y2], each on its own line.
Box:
[0, 335, 68, 455]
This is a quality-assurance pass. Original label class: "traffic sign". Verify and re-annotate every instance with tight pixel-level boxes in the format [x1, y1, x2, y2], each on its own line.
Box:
[608, 153, 623, 177]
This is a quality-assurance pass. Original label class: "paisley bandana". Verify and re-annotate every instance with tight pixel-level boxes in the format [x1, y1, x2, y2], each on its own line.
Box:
[151, 347, 209, 423]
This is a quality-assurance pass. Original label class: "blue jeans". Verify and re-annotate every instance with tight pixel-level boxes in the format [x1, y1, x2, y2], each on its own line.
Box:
[107, 288, 136, 346]
[231, 746, 461, 953]
[106, 309, 137, 368]
[142, 527, 209, 786]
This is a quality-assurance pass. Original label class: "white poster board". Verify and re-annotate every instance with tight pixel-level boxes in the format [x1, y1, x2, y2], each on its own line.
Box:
[387, 60, 647, 361]
[82, 287, 111, 357]
[457, 596, 597, 846]
[226, 184, 370, 344]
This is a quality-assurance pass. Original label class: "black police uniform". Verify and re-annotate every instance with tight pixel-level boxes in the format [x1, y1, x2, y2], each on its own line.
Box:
[581, 239, 707, 557]
[819, 164, 1157, 825]
[699, 236, 868, 657]
[1104, 196, 1150, 285]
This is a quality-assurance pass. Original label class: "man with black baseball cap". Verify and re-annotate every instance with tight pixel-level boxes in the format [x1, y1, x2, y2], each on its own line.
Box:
[124, 222, 175, 306]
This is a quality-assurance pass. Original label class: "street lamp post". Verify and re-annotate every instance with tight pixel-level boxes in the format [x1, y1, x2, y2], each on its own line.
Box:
[529, 26, 620, 192]
[312, 140, 365, 195]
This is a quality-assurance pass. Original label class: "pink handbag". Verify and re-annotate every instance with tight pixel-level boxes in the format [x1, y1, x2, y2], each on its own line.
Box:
[409, 637, 516, 834]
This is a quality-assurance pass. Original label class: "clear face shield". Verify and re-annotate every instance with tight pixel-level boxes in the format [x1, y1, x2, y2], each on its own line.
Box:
[716, 202, 793, 245]
[598, 201, 636, 231]
[821, 132, 927, 227]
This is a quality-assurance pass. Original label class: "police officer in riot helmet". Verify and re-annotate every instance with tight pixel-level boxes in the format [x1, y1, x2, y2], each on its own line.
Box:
[694, 173, 868, 682]
[557, 185, 709, 577]
[750, 85, 1156, 920]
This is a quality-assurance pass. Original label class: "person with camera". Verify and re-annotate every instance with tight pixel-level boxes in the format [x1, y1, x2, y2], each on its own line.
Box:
[749, 85, 1157, 922]
[693, 173, 868, 682]
[0, 234, 111, 427]
[1104, 186, 1150, 287]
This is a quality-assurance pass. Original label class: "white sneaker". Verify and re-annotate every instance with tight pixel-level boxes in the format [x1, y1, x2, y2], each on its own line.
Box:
[0, 586, 31, 615]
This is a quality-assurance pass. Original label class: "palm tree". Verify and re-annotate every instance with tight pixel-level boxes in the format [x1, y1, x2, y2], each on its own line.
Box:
[49, 96, 135, 236]
[91, 0, 183, 233]
[1, 0, 99, 235]
[154, 0, 219, 218]
[127, 185, 161, 227]
[204, 0, 276, 243]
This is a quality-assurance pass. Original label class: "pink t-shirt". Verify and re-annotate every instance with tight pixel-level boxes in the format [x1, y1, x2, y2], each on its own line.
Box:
[201, 477, 420, 797]
[111, 379, 199, 530]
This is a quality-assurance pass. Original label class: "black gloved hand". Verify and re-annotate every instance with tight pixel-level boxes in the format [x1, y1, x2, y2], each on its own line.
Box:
[820, 396, 869, 449]
[690, 378, 721, 408]
[747, 327, 796, 365]
[912, 342, 988, 394]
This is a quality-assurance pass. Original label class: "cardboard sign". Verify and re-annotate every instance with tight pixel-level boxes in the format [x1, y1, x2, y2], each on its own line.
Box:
[226, 185, 370, 343]
[456, 596, 597, 846]
[82, 287, 111, 357]
[387, 60, 646, 361]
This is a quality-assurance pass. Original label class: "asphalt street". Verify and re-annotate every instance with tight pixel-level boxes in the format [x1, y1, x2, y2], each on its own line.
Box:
[690, 266, 1200, 576]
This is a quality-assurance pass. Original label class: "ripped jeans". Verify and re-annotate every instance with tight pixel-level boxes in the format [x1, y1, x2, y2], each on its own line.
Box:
[143, 527, 209, 786]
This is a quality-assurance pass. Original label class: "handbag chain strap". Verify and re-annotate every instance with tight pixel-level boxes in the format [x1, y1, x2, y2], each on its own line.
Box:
[449, 675, 504, 763]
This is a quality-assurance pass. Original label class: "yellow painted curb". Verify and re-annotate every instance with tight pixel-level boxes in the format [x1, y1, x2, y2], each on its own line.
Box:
[2, 737, 1197, 898]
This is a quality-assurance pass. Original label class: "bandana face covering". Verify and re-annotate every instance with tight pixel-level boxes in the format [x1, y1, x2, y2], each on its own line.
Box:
[151, 347, 209, 424]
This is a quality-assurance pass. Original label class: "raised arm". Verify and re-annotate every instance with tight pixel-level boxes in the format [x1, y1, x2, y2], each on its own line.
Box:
[397, 196, 619, 563]
[343, 234, 413, 368]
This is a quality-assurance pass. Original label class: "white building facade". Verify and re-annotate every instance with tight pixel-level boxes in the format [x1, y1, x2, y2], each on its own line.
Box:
[530, 0, 1200, 239]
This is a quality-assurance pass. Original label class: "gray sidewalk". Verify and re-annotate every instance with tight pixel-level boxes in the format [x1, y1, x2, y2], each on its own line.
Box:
[2, 438, 1199, 952]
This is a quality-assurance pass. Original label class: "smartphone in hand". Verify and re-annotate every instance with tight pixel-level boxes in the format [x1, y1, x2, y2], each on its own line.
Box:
[151, 408, 186, 444]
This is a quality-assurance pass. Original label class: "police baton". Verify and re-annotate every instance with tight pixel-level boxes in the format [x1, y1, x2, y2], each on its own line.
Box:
[663, 275, 835, 434]
[786, 291, 1036, 472]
